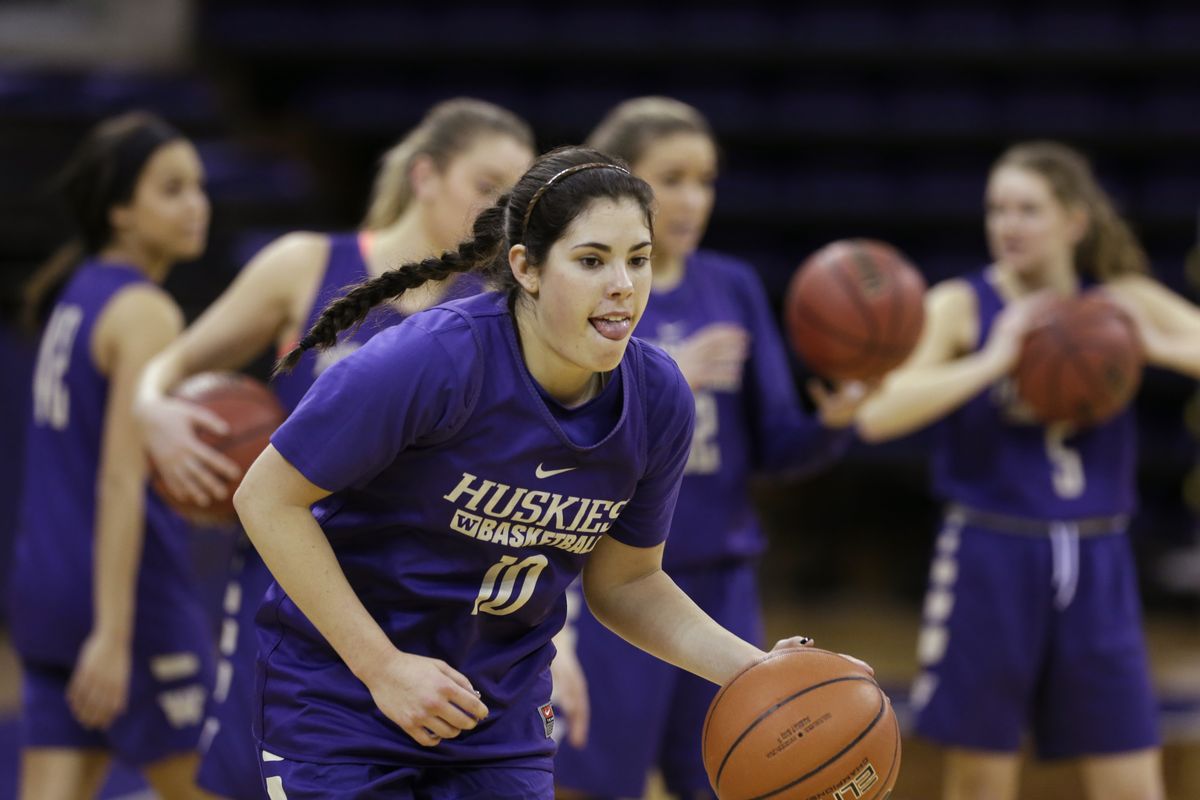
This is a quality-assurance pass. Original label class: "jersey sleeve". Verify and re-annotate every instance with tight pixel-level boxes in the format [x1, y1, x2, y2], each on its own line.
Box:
[735, 263, 854, 475]
[270, 315, 480, 492]
[607, 343, 696, 548]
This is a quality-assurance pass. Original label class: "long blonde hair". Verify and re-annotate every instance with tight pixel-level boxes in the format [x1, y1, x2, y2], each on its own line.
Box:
[993, 141, 1148, 280]
[361, 98, 533, 231]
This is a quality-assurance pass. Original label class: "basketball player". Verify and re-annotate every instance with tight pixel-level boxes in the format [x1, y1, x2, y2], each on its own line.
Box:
[11, 111, 214, 799]
[552, 97, 868, 800]
[858, 141, 1200, 800]
[135, 99, 534, 799]
[235, 147, 839, 799]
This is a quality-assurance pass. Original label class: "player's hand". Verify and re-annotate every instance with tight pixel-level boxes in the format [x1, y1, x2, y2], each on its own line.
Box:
[67, 630, 131, 730]
[674, 323, 751, 392]
[982, 290, 1059, 372]
[364, 650, 489, 747]
[550, 635, 590, 748]
[809, 379, 874, 429]
[136, 395, 240, 507]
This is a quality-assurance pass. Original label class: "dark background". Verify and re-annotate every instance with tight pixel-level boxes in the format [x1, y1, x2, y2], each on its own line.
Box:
[3, 0, 1199, 616]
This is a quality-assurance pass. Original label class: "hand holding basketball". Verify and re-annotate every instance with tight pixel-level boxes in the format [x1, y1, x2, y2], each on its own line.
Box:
[140, 393, 240, 507]
[1014, 291, 1143, 427]
[144, 372, 285, 522]
[673, 322, 751, 391]
[702, 647, 899, 800]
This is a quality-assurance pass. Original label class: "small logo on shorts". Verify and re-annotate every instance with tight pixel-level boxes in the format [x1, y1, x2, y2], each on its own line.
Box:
[538, 703, 555, 738]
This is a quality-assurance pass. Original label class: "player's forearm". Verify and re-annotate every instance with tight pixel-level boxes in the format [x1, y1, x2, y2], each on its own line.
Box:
[1144, 333, 1200, 380]
[135, 350, 186, 408]
[583, 568, 761, 686]
[92, 473, 146, 642]
[236, 495, 397, 684]
[857, 350, 1008, 442]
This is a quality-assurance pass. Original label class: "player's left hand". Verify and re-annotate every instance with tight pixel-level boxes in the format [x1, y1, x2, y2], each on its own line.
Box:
[810, 379, 875, 428]
[67, 630, 131, 730]
[550, 637, 590, 748]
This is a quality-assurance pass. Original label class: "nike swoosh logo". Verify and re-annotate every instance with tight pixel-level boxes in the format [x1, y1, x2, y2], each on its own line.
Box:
[535, 463, 577, 479]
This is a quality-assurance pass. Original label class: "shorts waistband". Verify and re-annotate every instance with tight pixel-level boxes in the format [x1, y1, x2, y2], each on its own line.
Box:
[945, 503, 1128, 537]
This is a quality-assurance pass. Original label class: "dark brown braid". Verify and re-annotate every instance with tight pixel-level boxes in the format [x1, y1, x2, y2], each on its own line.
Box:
[274, 145, 656, 376]
[272, 198, 508, 375]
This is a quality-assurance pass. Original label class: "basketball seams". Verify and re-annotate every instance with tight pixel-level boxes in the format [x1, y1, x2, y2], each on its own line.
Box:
[873, 701, 902, 799]
[743, 684, 888, 800]
[713, 675, 883, 791]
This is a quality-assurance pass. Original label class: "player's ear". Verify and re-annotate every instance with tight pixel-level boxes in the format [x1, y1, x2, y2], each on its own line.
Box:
[409, 154, 439, 203]
[108, 203, 133, 235]
[1066, 204, 1089, 246]
[509, 244, 538, 295]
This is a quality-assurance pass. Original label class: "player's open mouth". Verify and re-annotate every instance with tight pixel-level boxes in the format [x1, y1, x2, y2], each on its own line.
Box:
[589, 314, 632, 341]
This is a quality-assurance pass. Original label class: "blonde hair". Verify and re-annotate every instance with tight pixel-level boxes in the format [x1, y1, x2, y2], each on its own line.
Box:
[993, 141, 1149, 280]
[362, 98, 533, 230]
[586, 96, 714, 167]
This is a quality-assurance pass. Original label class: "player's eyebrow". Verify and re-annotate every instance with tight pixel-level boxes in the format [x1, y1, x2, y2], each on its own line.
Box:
[570, 242, 612, 252]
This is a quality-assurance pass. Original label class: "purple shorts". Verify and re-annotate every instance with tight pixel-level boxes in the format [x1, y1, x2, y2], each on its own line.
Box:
[197, 541, 275, 799]
[553, 560, 763, 798]
[259, 751, 553, 799]
[21, 646, 210, 766]
[911, 518, 1160, 759]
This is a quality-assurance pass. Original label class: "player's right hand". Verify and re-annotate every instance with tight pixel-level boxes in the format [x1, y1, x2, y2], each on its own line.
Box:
[550, 635, 590, 748]
[137, 395, 240, 506]
[365, 651, 489, 747]
[982, 289, 1058, 371]
[67, 629, 131, 730]
[674, 322, 751, 392]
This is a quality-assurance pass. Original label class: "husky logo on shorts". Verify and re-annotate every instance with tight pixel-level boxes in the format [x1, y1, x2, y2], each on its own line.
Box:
[538, 702, 555, 738]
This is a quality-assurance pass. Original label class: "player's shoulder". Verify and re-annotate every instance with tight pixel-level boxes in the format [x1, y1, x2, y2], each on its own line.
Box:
[104, 281, 181, 331]
[927, 275, 978, 316]
[246, 231, 332, 278]
[364, 292, 492, 364]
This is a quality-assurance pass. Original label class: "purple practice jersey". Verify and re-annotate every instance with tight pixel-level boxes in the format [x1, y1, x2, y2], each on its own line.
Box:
[931, 270, 1136, 518]
[260, 291, 695, 770]
[270, 233, 483, 413]
[636, 251, 852, 569]
[10, 261, 206, 666]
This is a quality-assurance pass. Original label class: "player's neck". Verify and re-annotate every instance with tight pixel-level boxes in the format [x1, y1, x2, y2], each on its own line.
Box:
[96, 241, 172, 283]
[366, 211, 439, 279]
[651, 251, 687, 292]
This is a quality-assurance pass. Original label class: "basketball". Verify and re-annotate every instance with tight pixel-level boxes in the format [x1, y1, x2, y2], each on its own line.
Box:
[784, 239, 927, 381]
[1014, 291, 1143, 428]
[701, 648, 900, 800]
[152, 372, 285, 522]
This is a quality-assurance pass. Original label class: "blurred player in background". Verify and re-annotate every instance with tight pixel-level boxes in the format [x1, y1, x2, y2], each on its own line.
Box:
[858, 141, 1200, 800]
[237, 146, 832, 800]
[552, 97, 868, 800]
[11, 111, 213, 800]
[134, 98, 534, 799]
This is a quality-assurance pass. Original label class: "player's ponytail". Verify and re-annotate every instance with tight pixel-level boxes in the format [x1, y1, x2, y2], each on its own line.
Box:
[993, 141, 1149, 281]
[276, 146, 655, 376]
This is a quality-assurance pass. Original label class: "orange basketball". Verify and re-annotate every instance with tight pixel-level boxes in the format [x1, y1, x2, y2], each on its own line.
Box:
[702, 648, 900, 800]
[152, 372, 285, 523]
[784, 239, 926, 381]
[1014, 291, 1143, 427]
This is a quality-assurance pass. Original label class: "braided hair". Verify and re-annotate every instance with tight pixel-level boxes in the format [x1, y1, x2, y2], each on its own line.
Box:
[274, 146, 655, 375]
